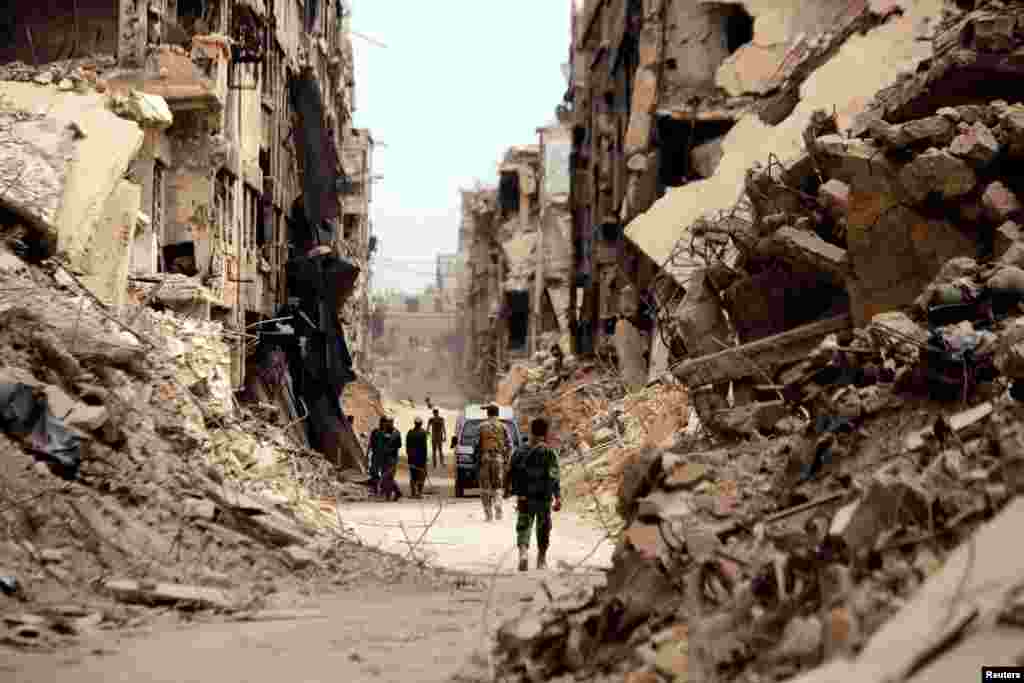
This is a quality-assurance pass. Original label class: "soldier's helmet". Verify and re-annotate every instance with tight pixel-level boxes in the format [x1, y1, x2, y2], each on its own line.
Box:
[486, 404, 499, 417]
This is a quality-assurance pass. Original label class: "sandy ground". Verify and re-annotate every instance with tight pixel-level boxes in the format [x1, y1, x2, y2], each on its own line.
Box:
[341, 478, 613, 574]
[5, 399, 612, 682]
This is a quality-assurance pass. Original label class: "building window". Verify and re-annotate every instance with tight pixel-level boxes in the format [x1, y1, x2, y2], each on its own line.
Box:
[215, 169, 236, 248]
[152, 160, 166, 253]
[343, 214, 358, 241]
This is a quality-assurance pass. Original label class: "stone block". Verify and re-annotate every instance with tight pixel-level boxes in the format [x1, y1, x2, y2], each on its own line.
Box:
[691, 135, 725, 179]
[897, 149, 976, 203]
[948, 121, 1000, 166]
[183, 498, 217, 521]
[993, 221, 1023, 260]
[996, 106, 1024, 158]
[104, 579, 232, 610]
[757, 226, 850, 285]
[818, 179, 851, 217]
[614, 319, 650, 393]
[846, 197, 978, 326]
[981, 181, 1023, 223]
[675, 269, 731, 357]
[815, 136, 903, 197]
[870, 116, 955, 149]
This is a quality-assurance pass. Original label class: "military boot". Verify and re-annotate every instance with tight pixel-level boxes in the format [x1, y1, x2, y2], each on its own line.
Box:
[483, 501, 493, 522]
[494, 501, 503, 521]
[536, 547, 548, 570]
[518, 546, 529, 572]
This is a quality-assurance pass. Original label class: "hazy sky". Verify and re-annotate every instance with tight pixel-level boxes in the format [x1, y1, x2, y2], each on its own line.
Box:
[351, 1, 570, 295]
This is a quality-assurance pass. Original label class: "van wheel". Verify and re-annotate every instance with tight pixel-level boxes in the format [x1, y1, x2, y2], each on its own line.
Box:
[455, 477, 465, 498]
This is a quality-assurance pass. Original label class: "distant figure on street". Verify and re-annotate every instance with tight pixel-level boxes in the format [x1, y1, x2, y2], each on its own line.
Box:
[475, 405, 508, 522]
[406, 417, 429, 498]
[428, 408, 447, 469]
[426, 395, 433, 411]
[505, 417, 561, 571]
[377, 417, 403, 502]
[367, 416, 387, 497]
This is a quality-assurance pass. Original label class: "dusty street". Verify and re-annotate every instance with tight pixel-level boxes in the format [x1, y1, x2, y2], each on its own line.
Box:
[5, 475, 611, 683]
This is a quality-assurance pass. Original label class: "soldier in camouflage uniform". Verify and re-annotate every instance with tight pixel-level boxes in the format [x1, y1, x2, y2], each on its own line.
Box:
[475, 405, 509, 522]
[505, 417, 561, 571]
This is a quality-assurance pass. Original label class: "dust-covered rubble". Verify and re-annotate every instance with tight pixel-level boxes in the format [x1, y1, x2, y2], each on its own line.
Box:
[480, 3, 1024, 681]
[0, 246, 433, 652]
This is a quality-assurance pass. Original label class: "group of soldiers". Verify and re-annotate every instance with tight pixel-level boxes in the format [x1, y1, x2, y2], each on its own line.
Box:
[365, 403, 562, 572]
[476, 405, 562, 572]
[366, 408, 448, 501]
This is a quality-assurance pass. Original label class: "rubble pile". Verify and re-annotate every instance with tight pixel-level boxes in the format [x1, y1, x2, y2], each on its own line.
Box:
[491, 275, 1024, 682]
[0, 247, 410, 651]
[500, 349, 690, 531]
[486, 5, 1024, 682]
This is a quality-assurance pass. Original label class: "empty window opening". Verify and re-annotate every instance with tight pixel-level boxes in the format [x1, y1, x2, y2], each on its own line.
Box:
[505, 291, 530, 352]
[176, 0, 208, 33]
[152, 160, 166, 250]
[712, 3, 755, 55]
[163, 242, 198, 276]
[343, 214, 358, 241]
[498, 171, 520, 219]
[655, 116, 736, 192]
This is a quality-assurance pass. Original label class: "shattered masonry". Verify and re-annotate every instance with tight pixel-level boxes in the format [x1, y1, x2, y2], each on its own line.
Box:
[0, 0, 371, 371]
[454, 124, 575, 401]
[0, 0, 374, 468]
[474, 1, 1024, 683]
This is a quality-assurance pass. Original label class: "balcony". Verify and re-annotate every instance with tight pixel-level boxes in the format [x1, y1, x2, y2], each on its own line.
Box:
[105, 36, 230, 113]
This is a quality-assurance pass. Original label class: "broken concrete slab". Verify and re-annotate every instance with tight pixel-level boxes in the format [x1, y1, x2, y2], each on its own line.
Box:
[756, 226, 850, 285]
[691, 135, 725, 179]
[675, 268, 732, 359]
[673, 315, 852, 387]
[818, 179, 851, 218]
[870, 116, 955, 149]
[981, 181, 1023, 224]
[636, 490, 692, 521]
[183, 498, 217, 521]
[614, 319, 650, 393]
[828, 478, 929, 555]
[795, 497, 1024, 683]
[108, 90, 173, 129]
[664, 462, 711, 489]
[104, 579, 233, 610]
[948, 121, 1000, 166]
[904, 402, 994, 452]
[283, 545, 318, 569]
[0, 83, 143, 264]
[897, 148, 977, 203]
[846, 201, 978, 325]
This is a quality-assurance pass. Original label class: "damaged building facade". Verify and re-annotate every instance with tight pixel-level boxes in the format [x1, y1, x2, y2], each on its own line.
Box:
[557, 0, 1024, 421]
[0, 0, 373, 467]
[455, 125, 576, 400]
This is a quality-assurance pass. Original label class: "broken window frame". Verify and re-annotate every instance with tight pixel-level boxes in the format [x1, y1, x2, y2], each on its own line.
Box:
[215, 168, 237, 249]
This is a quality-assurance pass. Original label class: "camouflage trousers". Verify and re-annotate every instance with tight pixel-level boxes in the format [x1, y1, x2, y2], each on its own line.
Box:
[515, 497, 552, 551]
[479, 452, 504, 516]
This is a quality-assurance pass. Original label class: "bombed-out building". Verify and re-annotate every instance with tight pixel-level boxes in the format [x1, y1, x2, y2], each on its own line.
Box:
[455, 123, 576, 400]
[0, 0, 373, 467]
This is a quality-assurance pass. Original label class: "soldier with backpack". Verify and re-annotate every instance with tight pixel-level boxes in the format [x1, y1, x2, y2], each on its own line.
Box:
[504, 417, 561, 571]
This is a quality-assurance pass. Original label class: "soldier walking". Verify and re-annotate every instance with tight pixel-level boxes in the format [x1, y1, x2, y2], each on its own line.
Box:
[405, 417, 429, 498]
[505, 417, 561, 571]
[475, 405, 508, 522]
[428, 408, 447, 469]
[377, 417, 403, 502]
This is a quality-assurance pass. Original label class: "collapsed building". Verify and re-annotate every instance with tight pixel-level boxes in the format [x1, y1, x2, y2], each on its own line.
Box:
[455, 124, 576, 400]
[0, 0, 373, 468]
[555, 0, 1024, 426]
[480, 1, 1024, 681]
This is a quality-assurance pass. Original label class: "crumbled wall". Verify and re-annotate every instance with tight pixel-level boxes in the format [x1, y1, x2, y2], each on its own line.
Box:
[79, 179, 141, 308]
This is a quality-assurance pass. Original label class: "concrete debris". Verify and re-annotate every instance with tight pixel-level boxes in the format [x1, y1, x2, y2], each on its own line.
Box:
[108, 91, 173, 129]
[103, 579, 233, 611]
